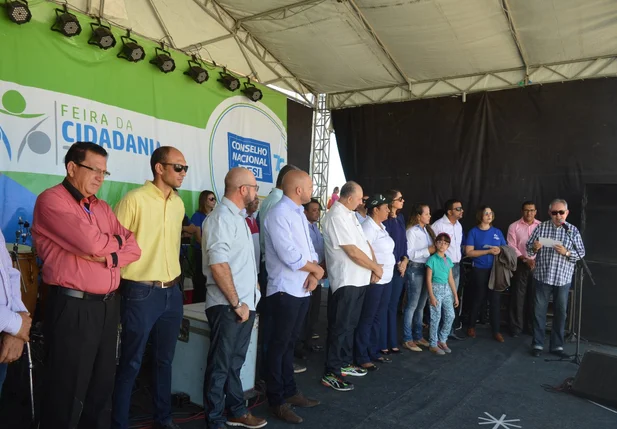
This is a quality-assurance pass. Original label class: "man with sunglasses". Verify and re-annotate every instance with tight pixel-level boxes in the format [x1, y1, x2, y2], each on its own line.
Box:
[431, 199, 464, 340]
[32, 142, 141, 429]
[526, 199, 585, 359]
[507, 201, 540, 337]
[112, 146, 188, 429]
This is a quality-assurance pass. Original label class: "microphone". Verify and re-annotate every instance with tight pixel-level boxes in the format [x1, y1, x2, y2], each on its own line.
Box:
[560, 220, 569, 232]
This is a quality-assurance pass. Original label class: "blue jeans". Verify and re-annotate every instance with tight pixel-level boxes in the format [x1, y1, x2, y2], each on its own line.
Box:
[403, 264, 428, 342]
[532, 280, 571, 351]
[380, 268, 404, 350]
[0, 363, 6, 395]
[355, 283, 387, 364]
[204, 305, 256, 429]
[112, 281, 184, 429]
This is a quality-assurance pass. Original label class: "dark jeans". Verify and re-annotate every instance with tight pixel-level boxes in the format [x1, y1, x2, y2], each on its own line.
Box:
[203, 305, 255, 429]
[468, 267, 501, 335]
[307, 283, 322, 339]
[509, 261, 533, 334]
[41, 290, 120, 429]
[192, 248, 207, 303]
[0, 362, 7, 397]
[325, 286, 366, 376]
[532, 280, 571, 351]
[380, 267, 404, 350]
[355, 283, 387, 364]
[267, 293, 310, 406]
[257, 260, 271, 380]
[112, 281, 184, 429]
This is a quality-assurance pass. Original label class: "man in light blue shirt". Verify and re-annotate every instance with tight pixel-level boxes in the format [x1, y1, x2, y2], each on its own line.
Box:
[263, 170, 323, 423]
[0, 231, 31, 394]
[202, 167, 267, 429]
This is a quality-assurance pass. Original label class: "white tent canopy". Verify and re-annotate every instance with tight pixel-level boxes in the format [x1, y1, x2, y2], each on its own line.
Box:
[61, 0, 617, 108]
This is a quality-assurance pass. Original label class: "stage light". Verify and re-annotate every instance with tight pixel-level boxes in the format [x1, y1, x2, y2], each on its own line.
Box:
[242, 80, 263, 102]
[88, 21, 116, 50]
[6, 1, 31, 25]
[117, 32, 145, 63]
[218, 69, 240, 92]
[184, 56, 208, 83]
[51, 5, 82, 37]
[151, 46, 175, 73]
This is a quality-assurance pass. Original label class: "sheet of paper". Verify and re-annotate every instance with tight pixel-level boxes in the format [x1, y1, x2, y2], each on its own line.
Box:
[539, 237, 562, 247]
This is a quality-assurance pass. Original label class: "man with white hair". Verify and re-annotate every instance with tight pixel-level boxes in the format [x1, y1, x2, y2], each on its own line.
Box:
[526, 199, 585, 359]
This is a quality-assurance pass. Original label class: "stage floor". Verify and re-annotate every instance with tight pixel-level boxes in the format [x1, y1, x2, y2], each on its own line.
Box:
[2, 312, 616, 429]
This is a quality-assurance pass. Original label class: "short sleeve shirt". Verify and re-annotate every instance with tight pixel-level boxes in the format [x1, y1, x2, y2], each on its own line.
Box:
[426, 253, 454, 285]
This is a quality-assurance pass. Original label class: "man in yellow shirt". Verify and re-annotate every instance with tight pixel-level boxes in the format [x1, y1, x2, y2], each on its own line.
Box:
[112, 146, 187, 429]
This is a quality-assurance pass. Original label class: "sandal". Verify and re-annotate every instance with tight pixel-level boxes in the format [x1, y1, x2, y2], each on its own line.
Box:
[380, 349, 390, 355]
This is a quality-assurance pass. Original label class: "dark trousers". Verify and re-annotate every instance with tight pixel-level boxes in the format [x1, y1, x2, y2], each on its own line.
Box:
[380, 268, 404, 350]
[257, 260, 271, 380]
[355, 283, 387, 364]
[40, 290, 120, 429]
[112, 281, 184, 429]
[203, 305, 255, 429]
[468, 268, 501, 335]
[324, 286, 366, 376]
[0, 363, 6, 394]
[509, 261, 533, 334]
[307, 283, 322, 338]
[267, 293, 310, 406]
[192, 248, 207, 303]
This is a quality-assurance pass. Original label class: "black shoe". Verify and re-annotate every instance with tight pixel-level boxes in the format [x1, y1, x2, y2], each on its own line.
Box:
[550, 350, 570, 359]
[510, 330, 521, 338]
[448, 333, 465, 341]
[153, 421, 181, 429]
[531, 349, 542, 357]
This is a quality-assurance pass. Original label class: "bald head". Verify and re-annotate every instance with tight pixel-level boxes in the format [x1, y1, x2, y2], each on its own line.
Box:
[339, 181, 363, 211]
[282, 170, 313, 205]
[224, 167, 258, 209]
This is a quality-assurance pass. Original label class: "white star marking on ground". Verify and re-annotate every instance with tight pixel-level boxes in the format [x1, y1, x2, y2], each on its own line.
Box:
[478, 412, 522, 429]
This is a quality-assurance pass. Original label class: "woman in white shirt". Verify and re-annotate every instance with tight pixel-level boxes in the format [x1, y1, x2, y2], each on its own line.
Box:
[402, 203, 436, 351]
[354, 194, 396, 371]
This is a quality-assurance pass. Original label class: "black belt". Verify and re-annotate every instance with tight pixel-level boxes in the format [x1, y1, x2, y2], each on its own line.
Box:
[125, 276, 180, 289]
[50, 285, 116, 301]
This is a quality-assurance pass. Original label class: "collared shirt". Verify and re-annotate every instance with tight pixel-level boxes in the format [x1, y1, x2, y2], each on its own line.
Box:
[308, 222, 325, 264]
[355, 212, 368, 225]
[406, 224, 433, 263]
[527, 220, 585, 286]
[258, 188, 283, 259]
[190, 211, 208, 250]
[115, 181, 184, 282]
[383, 215, 407, 262]
[32, 180, 141, 294]
[431, 215, 463, 263]
[245, 213, 260, 273]
[264, 196, 318, 298]
[362, 217, 395, 284]
[322, 201, 371, 293]
[202, 197, 260, 311]
[507, 217, 541, 259]
[0, 231, 27, 335]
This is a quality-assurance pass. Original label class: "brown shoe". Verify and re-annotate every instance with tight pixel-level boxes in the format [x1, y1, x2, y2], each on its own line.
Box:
[494, 333, 505, 343]
[286, 392, 320, 408]
[467, 328, 476, 338]
[270, 403, 303, 424]
[416, 338, 430, 347]
[227, 413, 268, 428]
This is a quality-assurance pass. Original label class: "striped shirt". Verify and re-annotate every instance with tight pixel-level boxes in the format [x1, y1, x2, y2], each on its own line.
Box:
[526, 220, 585, 286]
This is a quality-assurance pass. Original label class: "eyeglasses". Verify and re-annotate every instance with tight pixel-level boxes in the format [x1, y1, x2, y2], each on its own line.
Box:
[161, 163, 189, 173]
[393, 196, 404, 202]
[452, 207, 463, 212]
[551, 210, 566, 216]
[523, 209, 537, 213]
[75, 163, 111, 177]
[240, 184, 260, 192]
[484, 211, 494, 216]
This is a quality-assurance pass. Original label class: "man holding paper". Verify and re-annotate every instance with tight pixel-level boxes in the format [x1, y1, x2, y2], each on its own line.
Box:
[526, 199, 585, 358]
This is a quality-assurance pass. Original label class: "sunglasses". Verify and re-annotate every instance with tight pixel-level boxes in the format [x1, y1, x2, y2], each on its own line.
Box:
[208, 197, 216, 202]
[551, 210, 566, 216]
[162, 163, 189, 173]
[452, 207, 463, 212]
[393, 197, 404, 202]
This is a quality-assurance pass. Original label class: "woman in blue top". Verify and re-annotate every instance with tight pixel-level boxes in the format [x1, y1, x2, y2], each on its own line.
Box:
[380, 189, 408, 355]
[190, 190, 216, 303]
[464, 206, 507, 342]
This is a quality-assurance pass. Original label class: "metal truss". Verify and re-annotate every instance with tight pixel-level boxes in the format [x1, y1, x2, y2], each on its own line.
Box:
[310, 94, 330, 221]
[328, 55, 617, 109]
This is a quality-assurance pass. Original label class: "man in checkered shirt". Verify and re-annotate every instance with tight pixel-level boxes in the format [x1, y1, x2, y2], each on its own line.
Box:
[526, 199, 585, 358]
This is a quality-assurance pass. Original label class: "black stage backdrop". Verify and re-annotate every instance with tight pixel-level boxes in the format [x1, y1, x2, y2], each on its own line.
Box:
[287, 99, 313, 173]
[332, 78, 617, 232]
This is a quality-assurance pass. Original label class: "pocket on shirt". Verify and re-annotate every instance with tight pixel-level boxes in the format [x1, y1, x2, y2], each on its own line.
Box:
[122, 283, 153, 301]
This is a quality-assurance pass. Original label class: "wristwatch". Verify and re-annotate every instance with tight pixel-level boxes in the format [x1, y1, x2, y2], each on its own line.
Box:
[566, 251, 571, 257]
[232, 301, 243, 310]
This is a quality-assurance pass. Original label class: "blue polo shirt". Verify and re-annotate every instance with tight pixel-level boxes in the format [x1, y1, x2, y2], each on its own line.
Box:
[466, 226, 506, 269]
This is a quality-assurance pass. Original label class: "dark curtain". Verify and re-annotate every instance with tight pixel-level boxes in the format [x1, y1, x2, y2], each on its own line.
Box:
[287, 99, 313, 173]
[332, 78, 617, 232]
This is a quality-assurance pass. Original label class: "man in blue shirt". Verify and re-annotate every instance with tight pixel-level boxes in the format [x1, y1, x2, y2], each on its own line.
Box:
[264, 170, 323, 423]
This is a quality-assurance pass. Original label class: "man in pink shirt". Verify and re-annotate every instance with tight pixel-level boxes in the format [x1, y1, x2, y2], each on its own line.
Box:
[506, 201, 540, 337]
[32, 142, 141, 429]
